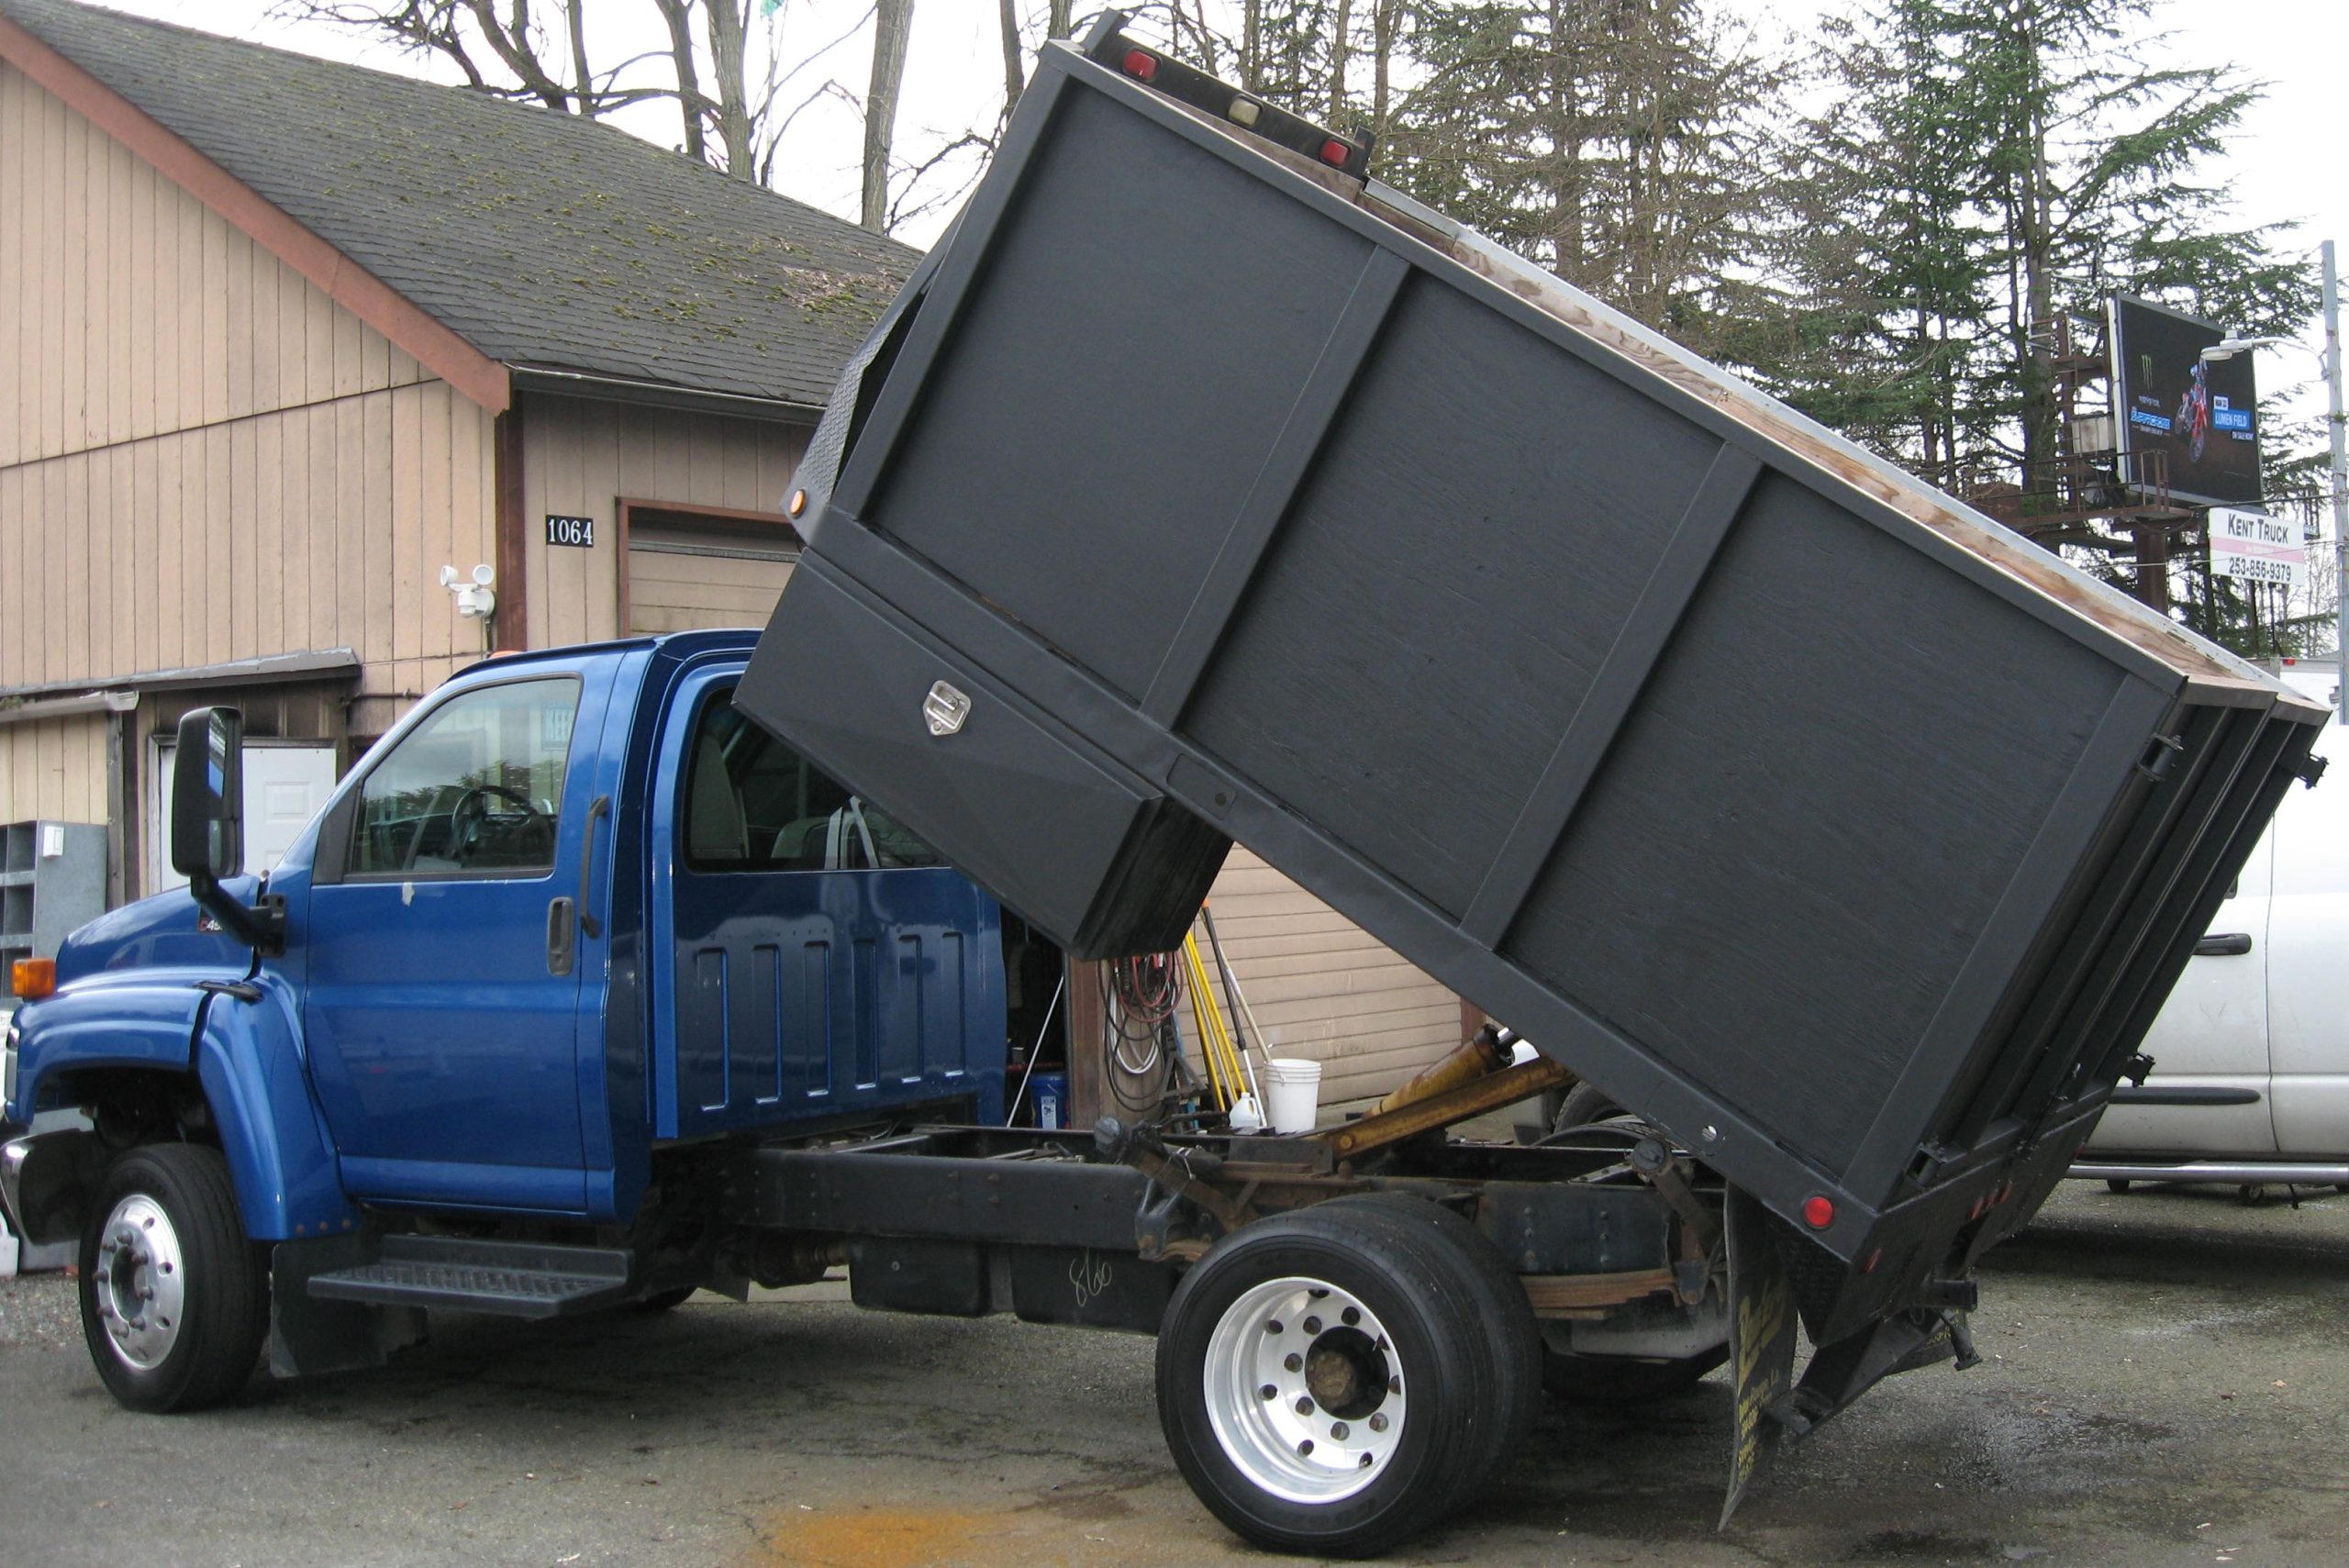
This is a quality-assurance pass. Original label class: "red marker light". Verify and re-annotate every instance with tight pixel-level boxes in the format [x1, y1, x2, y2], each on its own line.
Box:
[1801, 1195, 1834, 1230]
[1319, 138, 1350, 167]
[1122, 49, 1158, 82]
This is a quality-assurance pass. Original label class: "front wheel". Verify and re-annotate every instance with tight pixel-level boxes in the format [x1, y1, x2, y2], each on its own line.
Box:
[78, 1144, 268, 1413]
[1156, 1197, 1535, 1557]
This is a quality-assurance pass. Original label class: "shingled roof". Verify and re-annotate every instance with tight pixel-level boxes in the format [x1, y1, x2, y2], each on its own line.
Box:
[0, 0, 921, 407]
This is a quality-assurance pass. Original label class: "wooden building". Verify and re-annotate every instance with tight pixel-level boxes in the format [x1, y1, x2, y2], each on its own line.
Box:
[0, 0, 1467, 1106]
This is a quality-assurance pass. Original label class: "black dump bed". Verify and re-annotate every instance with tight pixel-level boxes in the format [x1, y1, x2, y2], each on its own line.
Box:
[739, 20, 2326, 1337]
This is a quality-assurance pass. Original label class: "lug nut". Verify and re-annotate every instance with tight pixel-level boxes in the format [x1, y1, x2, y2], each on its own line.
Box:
[1359, 1452, 1374, 1469]
[1389, 1376, 1403, 1394]
[1330, 1422, 1350, 1440]
[1295, 1396, 1315, 1415]
[1297, 1440, 1315, 1456]
[1368, 1412, 1388, 1433]
[1265, 1319, 1283, 1334]
[1341, 1307, 1360, 1326]
[1303, 1316, 1322, 1334]
[1284, 1353, 1303, 1373]
[1260, 1384, 1277, 1400]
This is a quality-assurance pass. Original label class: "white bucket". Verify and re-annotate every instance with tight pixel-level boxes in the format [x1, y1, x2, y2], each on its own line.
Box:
[1262, 1058, 1324, 1135]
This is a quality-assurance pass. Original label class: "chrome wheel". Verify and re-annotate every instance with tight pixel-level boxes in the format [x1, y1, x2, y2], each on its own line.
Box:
[91, 1194, 187, 1373]
[1202, 1274, 1406, 1505]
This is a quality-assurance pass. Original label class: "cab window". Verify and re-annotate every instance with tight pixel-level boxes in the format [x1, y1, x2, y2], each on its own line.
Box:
[683, 688, 941, 873]
[350, 678, 580, 876]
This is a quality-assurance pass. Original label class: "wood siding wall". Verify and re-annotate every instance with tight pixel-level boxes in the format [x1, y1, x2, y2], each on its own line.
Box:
[0, 61, 498, 781]
[520, 395, 807, 647]
[0, 714, 108, 827]
[1194, 848, 1464, 1111]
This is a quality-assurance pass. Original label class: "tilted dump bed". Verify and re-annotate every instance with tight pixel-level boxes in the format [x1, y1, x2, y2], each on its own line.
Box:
[739, 20, 2326, 1336]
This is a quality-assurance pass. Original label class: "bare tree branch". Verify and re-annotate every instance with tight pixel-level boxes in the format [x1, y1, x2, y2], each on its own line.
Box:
[862, 0, 917, 230]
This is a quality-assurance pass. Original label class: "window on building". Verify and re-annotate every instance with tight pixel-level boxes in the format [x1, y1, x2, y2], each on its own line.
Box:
[682, 687, 941, 874]
[350, 678, 579, 876]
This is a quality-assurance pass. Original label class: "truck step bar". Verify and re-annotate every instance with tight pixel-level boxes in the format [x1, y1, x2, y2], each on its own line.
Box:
[303, 1236, 637, 1318]
[2068, 1159, 2349, 1187]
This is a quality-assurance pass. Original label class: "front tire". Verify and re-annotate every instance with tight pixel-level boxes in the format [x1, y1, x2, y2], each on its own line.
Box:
[78, 1144, 268, 1413]
[1156, 1196, 1535, 1556]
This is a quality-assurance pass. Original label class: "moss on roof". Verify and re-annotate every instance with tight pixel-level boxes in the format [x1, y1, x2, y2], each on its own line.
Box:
[4, 0, 922, 405]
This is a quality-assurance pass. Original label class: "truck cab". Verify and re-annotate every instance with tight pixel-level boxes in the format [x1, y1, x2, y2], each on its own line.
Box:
[2, 631, 1013, 1399]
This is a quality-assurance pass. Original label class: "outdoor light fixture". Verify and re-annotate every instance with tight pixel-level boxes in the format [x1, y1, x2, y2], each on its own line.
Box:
[439, 562, 496, 620]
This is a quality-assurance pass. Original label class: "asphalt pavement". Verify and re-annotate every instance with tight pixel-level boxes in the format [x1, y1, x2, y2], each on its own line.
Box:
[2, 1178, 2344, 1568]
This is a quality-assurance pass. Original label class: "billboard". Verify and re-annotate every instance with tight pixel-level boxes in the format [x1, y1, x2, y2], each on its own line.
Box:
[2107, 295, 2264, 509]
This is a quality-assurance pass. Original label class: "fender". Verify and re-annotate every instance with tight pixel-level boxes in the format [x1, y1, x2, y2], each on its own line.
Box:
[195, 977, 360, 1242]
[7, 967, 216, 1117]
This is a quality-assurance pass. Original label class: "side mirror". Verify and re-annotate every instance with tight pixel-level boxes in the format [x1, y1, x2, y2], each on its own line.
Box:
[172, 706, 246, 881]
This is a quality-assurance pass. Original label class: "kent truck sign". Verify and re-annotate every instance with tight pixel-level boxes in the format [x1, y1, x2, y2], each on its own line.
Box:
[2210, 506, 2308, 590]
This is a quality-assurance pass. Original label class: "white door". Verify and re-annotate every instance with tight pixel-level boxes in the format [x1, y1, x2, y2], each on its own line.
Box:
[149, 741, 340, 894]
[2259, 726, 2349, 1157]
[2084, 828, 2277, 1158]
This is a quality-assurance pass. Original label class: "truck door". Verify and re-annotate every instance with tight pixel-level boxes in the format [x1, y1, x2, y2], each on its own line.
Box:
[2086, 818, 2277, 1158]
[300, 665, 618, 1213]
[2256, 735, 2348, 1157]
[647, 673, 1006, 1138]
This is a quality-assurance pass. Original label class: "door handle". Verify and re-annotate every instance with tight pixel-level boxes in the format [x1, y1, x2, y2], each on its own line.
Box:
[547, 895, 576, 976]
[2194, 932, 2253, 957]
[577, 795, 611, 939]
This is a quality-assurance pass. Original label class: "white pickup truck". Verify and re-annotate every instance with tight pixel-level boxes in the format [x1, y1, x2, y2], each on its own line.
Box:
[2075, 664, 2349, 1191]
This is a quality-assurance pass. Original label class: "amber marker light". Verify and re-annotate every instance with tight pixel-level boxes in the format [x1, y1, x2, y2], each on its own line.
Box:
[12, 957, 55, 1000]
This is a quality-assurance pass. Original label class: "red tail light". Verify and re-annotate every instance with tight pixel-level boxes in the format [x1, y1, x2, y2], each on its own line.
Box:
[1122, 49, 1158, 82]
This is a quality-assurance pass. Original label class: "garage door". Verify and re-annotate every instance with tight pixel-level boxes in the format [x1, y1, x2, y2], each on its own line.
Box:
[627, 510, 801, 634]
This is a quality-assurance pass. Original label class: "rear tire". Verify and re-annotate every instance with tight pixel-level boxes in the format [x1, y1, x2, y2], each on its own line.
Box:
[631, 1286, 696, 1312]
[1550, 1083, 1627, 1133]
[1156, 1196, 1531, 1556]
[2106, 1179, 2132, 1195]
[78, 1144, 267, 1413]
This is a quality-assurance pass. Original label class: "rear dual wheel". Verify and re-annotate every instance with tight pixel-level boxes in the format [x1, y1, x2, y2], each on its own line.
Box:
[1156, 1194, 1539, 1557]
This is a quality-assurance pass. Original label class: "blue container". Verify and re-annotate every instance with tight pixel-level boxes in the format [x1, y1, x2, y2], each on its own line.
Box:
[1030, 1073, 1068, 1131]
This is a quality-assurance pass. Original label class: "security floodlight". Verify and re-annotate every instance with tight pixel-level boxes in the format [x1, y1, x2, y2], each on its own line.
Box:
[440, 562, 496, 621]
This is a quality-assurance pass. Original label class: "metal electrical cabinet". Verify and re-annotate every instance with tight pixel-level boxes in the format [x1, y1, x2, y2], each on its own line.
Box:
[737, 23, 2327, 1336]
[1, 820, 106, 996]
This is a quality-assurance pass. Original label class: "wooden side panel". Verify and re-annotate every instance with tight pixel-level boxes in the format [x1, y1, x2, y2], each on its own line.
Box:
[0, 59, 491, 739]
[0, 61, 429, 472]
[0, 390, 496, 707]
[520, 395, 809, 647]
[0, 713, 110, 827]
[1193, 846, 1464, 1111]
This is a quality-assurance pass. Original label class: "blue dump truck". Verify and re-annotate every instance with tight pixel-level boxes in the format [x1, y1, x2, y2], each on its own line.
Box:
[2, 17, 2332, 1558]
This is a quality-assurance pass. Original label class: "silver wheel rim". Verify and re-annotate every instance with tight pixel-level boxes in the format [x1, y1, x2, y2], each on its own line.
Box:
[93, 1194, 187, 1373]
[1202, 1274, 1407, 1505]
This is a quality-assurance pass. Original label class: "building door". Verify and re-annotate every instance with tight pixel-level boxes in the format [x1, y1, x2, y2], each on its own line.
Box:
[149, 740, 339, 895]
[625, 506, 800, 634]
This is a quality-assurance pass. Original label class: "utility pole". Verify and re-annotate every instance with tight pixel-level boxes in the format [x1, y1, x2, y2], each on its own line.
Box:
[2326, 239, 2347, 723]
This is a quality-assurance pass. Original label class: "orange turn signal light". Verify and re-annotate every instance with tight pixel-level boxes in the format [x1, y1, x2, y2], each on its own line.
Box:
[11, 957, 55, 1000]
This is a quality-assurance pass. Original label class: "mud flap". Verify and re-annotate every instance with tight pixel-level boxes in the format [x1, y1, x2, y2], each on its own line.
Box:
[1720, 1186, 1798, 1528]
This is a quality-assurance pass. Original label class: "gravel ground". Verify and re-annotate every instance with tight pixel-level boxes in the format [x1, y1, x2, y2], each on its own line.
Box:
[0, 1269, 80, 1351]
[1, 1178, 2344, 1567]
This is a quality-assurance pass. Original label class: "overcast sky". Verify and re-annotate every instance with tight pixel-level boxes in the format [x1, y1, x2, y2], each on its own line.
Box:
[98, 0, 2349, 412]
